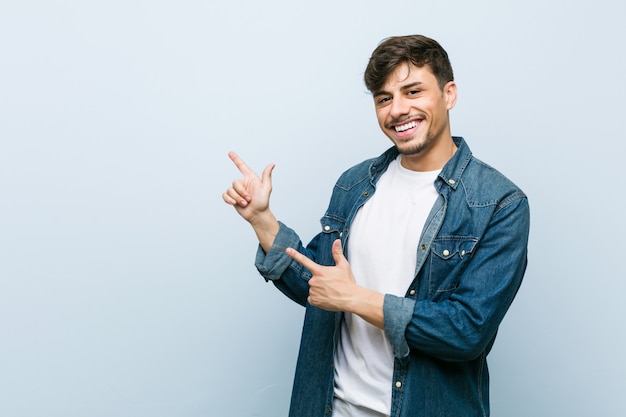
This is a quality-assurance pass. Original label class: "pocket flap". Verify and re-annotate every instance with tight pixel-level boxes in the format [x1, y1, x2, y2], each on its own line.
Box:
[431, 237, 478, 260]
[320, 216, 345, 234]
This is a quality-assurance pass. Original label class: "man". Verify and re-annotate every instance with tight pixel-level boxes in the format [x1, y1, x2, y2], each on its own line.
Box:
[223, 35, 529, 417]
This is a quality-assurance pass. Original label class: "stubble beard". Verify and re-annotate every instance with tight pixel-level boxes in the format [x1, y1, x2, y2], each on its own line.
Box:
[395, 130, 435, 156]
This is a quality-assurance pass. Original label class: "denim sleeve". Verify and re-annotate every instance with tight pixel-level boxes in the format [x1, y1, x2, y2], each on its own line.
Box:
[254, 221, 315, 307]
[254, 221, 302, 281]
[383, 294, 416, 359]
[386, 197, 530, 362]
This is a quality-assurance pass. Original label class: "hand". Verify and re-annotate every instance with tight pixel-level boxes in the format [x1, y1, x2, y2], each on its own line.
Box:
[222, 151, 275, 224]
[286, 239, 359, 311]
[286, 239, 385, 327]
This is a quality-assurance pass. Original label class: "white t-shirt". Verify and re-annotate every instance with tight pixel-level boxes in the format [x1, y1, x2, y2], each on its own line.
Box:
[333, 155, 440, 416]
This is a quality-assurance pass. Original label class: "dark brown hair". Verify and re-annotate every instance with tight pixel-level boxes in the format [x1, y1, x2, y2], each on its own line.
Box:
[364, 35, 454, 93]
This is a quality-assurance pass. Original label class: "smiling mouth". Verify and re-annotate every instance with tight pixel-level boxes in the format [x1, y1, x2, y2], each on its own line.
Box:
[394, 121, 418, 132]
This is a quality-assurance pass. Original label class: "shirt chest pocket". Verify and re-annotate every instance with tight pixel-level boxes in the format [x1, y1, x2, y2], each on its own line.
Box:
[427, 237, 478, 295]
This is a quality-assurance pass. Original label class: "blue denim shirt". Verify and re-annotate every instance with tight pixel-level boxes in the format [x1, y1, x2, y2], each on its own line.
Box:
[255, 137, 530, 417]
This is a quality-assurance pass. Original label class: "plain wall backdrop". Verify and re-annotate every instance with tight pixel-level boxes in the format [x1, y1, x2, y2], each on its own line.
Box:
[1, 1, 624, 416]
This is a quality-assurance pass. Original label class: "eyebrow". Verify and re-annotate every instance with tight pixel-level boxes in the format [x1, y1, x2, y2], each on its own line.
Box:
[373, 81, 424, 97]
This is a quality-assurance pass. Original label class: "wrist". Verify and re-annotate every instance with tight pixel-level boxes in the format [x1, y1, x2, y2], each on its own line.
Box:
[348, 287, 385, 329]
[249, 211, 280, 253]
[249, 209, 277, 230]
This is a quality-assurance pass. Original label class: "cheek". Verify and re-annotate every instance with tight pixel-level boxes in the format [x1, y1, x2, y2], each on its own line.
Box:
[375, 110, 387, 128]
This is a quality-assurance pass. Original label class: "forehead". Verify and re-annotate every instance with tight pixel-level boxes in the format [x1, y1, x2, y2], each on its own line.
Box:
[382, 62, 437, 89]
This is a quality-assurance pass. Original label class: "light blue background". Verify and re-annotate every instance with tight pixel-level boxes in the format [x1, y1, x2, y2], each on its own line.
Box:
[1, 1, 624, 416]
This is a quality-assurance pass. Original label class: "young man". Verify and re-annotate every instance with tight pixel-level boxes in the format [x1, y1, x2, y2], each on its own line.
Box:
[223, 35, 530, 417]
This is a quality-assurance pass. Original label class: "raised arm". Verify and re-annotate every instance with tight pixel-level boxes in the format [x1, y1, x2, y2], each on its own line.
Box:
[222, 151, 279, 252]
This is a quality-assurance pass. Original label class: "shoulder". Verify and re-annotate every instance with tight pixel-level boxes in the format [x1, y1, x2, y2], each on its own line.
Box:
[461, 156, 527, 209]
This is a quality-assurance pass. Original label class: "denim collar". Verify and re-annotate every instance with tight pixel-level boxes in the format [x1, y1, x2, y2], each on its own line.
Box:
[438, 136, 472, 191]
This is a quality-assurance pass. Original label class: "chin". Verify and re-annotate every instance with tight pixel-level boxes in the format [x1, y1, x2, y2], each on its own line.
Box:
[395, 140, 428, 156]
[394, 134, 434, 156]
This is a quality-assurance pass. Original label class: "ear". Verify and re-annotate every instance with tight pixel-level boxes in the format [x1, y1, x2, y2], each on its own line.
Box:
[444, 81, 457, 110]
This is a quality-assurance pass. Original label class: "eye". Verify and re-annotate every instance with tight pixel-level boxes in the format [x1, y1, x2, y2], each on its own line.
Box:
[407, 89, 420, 96]
[376, 96, 391, 105]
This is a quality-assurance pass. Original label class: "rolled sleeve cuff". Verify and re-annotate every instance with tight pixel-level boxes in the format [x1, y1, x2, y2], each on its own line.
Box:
[254, 221, 301, 281]
[384, 294, 416, 359]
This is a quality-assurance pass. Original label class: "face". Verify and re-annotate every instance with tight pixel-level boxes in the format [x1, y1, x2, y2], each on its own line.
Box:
[373, 62, 457, 170]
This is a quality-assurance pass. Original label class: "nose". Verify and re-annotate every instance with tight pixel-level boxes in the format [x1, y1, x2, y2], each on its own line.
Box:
[389, 96, 410, 119]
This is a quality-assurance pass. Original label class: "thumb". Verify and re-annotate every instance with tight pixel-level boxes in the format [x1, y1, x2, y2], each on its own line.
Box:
[261, 163, 275, 185]
[331, 239, 346, 265]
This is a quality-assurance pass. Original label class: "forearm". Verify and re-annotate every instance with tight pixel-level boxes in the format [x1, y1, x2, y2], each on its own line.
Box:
[382, 293, 509, 362]
[346, 287, 385, 329]
[249, 210, 280, 253]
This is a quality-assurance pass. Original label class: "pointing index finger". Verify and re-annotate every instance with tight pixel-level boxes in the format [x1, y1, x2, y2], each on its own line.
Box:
[228, 151, 255, 176]
[286, 247, 318, 272]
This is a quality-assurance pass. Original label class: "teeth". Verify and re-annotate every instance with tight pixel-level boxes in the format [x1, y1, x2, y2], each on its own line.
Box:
[395, 121, 417, 132]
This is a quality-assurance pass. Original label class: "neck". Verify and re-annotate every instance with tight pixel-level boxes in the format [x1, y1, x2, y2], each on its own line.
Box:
[400, 136, 457, 172]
